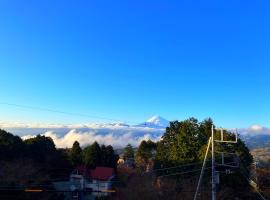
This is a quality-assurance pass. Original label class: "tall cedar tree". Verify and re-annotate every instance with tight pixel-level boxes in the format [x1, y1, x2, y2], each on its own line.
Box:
[70, 141, 82, 166]
[123, 144, 134, 160]
[135, 140, 156, 170]
[83, 141, 102, 168]
[101, 145, 119, 169]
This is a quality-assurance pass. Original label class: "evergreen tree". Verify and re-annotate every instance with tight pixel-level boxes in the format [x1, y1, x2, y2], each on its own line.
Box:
[83, 141, 101, 168]
[135, 140, 156, 170]
[70, 141, 82, 166]
[100, 144, 107, 166]
[156, 118, 253, 175]
[106, 145, 119, 169]
[24, 134, 57, 162]
[156, 118, 202, 165]
[123, 144, 134, 160]
[0, 129, 25, 160]
[100, 145, 118, 169]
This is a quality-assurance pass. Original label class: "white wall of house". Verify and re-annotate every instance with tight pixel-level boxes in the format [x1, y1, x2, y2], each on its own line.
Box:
[70, 173, 114, 197]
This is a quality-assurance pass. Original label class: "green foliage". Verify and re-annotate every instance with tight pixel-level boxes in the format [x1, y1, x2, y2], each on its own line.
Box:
[0, 129, 72, 189]
[135, 140, 156, 170]
[82, 142, 118, 169]
[123, 144, 134, 160]
[156, 118, 207, 166]
[0, 129, 25, 160]
[83, 141, 102, 168]
[24, 135, 56, 162]
[24, 135, 72, 174]
[155, 118, 252, 170]
[154, 117, 254, 197]
[70, 141, 82, 166]
[101, 145, 119, 169]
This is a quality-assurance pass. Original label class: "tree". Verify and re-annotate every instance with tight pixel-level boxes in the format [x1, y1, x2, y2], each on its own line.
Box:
[83, 141, 101, 168]
[101, 144, 107, 166]
[24, 134, 56, 162]
[155, 117, 254, 198]
[0, 129, 25, 160]
[101, 145, 119, 169]
[123, 144, 134, 160]
[70, 141, 82, 166]
[135, 140, 156, 170]
[156, 118, 253, 169]
[156, 118, 202, 166]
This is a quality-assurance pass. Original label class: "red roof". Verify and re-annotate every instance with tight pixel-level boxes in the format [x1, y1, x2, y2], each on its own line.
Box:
[90, 167, 115, 181]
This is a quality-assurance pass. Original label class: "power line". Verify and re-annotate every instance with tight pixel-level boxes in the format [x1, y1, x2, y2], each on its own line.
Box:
[145, 160, 211, 174]
[239, 171, 267, 200]
[238, 159, 268, 200]
[157, 167, 211, 178]
[0, 102, 150, 125]
[0, 102, 124, 122]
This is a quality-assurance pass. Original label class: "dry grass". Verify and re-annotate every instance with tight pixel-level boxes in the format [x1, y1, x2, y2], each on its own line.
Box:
[251, 147, 270, 164]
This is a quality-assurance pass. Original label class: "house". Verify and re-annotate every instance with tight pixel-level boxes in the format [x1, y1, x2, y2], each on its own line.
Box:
[86, 167, 115, 196]
[117, 154, 135, 168]
[117, 158, 125, 165]
[70, 166, 115, 197]
[70, 165, 91, 191]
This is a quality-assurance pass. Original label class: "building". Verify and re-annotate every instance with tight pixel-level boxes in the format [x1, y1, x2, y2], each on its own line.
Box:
[70, 166, 115, 197]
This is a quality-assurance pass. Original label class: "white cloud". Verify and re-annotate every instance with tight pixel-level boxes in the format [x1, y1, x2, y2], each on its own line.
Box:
[41, 130, 162, 148]
[249, 124, 263, 131]
[5, 121, 270, 148]
[238, 125, 270, 136]
[17, 124, 165, 148]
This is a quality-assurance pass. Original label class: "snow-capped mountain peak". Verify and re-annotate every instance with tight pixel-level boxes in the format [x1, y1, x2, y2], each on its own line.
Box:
[134, 116, 169, 128]
[146, 116, 169, 127]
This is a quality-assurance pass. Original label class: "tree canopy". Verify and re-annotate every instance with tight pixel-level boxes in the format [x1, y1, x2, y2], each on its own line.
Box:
[83, 141, 102, 168]
[123, 144, 134, 160]
[70, 141, 83, 166]
[135, 140, 156, 170]
[155, 118, 252, 169]
[0, 129, 25, 160]
[82, 141, 118, 169]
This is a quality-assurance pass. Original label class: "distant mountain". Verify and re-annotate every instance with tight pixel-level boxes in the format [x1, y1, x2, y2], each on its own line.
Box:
[240, 134, 270, 150]
[238, 125, 270, 150]
[136, 116, 169, 128]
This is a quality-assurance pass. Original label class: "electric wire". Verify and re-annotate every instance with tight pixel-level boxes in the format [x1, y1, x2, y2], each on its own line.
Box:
[0, 102, 153, 125]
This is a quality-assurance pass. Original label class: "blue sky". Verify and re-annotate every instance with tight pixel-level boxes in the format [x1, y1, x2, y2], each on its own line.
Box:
[0, 0, 269, 127]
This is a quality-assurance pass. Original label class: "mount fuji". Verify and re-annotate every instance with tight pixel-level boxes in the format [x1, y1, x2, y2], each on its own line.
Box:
[137, 116, 169, 128]
[2, 116, 169, 148]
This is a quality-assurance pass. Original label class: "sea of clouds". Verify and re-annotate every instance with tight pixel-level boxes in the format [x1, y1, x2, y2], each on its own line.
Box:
[1, 123, 270, 148]
[2, 123, 165, 148]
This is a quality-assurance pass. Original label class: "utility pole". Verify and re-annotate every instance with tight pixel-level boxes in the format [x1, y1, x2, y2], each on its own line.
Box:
[193, 137, 211, 200]
[194, 126, 239, 200]
[211, 125, 216, 200]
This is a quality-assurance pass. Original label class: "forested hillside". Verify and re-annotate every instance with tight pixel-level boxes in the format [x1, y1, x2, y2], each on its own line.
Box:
[0, 118, 269, 200]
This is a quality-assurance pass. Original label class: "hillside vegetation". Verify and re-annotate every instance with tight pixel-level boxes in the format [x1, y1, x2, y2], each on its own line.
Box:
[0, 118, 269, 200]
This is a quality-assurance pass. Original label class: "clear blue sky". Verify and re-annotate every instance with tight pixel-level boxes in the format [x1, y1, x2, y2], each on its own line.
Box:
[0, 0, 269, 127]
